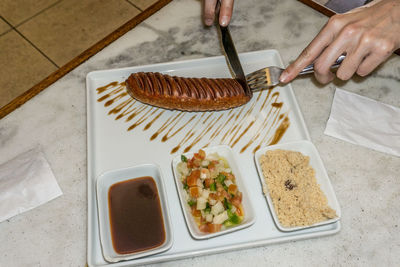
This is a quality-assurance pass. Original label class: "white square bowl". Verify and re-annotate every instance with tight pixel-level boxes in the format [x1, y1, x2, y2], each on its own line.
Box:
[96, 164, 173, 262]
[254, 140, 341, 232]
[172, 145, 256, 240]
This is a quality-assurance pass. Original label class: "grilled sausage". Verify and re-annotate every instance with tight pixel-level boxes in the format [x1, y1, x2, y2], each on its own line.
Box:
[125, 72, 252, 111]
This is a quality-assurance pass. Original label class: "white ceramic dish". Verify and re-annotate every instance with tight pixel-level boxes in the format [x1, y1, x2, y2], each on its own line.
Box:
[96, 164, 173, 262]
[254, 140, 341, 232]
[172, 145, 256, 239]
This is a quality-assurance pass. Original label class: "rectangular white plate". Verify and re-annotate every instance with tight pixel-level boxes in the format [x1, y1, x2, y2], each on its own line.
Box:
[254, 140, 341, 232]
[171, 145, 256, 240]
[87, 49, 340, 267]
[96, 164, 173, 262]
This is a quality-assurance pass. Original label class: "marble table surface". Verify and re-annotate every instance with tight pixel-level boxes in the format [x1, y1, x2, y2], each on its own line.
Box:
[1, 0, 399, 266]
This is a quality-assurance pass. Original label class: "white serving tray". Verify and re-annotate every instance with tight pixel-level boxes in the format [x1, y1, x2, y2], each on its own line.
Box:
[86, 49, 341, 267]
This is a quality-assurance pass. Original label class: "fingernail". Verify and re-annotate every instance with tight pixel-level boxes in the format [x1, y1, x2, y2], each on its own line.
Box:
[280, 71, 288, 83]
[205, 18, 213, 26]
[220, 16, 229, 26]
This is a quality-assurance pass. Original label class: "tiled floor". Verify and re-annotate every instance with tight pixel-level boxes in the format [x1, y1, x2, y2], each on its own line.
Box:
[0, 0, 159, 111]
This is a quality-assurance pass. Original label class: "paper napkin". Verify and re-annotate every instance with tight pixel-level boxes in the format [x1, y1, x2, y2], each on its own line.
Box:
[325, 88, 400, 157]
[0, 148, 63, 222]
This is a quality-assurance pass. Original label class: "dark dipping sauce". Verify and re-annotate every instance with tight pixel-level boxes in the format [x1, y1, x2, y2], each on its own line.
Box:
[108, 176, 166, 254]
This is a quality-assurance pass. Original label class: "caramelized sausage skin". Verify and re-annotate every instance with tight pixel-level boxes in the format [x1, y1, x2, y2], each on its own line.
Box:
[125, 72, 252, 111]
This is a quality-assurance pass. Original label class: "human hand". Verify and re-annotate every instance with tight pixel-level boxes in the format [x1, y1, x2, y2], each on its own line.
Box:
[203, 0, 234, 26]
[280, 0, 400, 84]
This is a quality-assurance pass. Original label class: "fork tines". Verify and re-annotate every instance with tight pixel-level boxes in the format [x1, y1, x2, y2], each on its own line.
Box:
[246, 68, 272, 91]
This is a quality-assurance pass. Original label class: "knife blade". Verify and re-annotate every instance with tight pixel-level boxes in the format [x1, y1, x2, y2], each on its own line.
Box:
[217, 22, 252, 97]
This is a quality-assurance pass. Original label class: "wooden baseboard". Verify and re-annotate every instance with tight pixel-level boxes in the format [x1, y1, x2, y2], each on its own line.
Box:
[0, 0, 173, 120]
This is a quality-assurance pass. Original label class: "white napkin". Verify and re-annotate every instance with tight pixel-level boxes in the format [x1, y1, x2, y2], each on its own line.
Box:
[324, 88, 400, 157]
[0, 148, 63, 222]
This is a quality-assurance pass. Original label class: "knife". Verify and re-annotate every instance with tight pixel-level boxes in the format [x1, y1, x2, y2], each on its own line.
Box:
[216, 4, 252, 97]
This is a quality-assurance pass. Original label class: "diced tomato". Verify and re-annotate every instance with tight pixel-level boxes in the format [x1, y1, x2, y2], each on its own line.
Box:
[226, 173, 235, 181]
[228, 184, 238, 195]
[216, 183, 224, 192]
[222, 190, 231, 200]
[200, 168, 210, 178]
[208, 223, 222, 233]
[207, 161, 215, 171]
[209, 193, 217, 200]
[231, 195, 242, 208]
[198, 149, 206, 159]
[187, 157, 195, 168]
[193, 149, 206, 160]
[204, 178, 213, 188]
[191, 205, 201, 217]
[237, 191, 243, 201]
[199, 224, 209, 233]
[189, 186, 201, 198]
[193, 158, 201, 167]
[187, 170, 200, 186]
[236, 205, 244, 216]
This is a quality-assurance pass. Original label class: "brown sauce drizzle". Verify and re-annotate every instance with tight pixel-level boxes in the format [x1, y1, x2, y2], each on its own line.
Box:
[109, 99, 134, 116]
[150, 112, 184, 141]
[97, 81, 119, 94]
[161, 114, 196, 142]
[204, 110, 235, 147]
[170, 113, 207, 154]
[105, 92, 128, 107]
[268, 115, 290, 145]
[96, 81, 290, 154]
[127, 107, 156, 131]
[227, 92, 261, 145]
[252, 110, 286, 153]
[144, 110, 165, 131]
[182, 113, 224, 153]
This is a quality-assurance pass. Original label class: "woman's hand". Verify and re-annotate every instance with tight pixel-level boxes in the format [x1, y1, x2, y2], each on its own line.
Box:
[280, 0, 400, 84]
[203, 0, 234, 26]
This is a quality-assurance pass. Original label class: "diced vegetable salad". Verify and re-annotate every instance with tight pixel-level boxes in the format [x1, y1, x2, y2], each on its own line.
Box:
[177, 149, 244, 233]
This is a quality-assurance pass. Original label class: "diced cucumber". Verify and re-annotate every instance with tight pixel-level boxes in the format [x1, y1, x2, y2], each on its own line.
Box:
[224, 198, 232, 210]
[210, 183, 217, 191]
[181, 155, 188, 162]
[204, 202, 211, 213]
[216, 174, 226, 184]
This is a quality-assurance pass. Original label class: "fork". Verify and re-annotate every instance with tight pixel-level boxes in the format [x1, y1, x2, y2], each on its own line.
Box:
[246, 54, 346, 91]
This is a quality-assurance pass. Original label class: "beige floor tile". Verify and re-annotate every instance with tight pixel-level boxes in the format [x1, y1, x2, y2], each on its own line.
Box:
[17, 0, 140, 67]
[0, 30, 57, 108]
[128, 0, 160, 10]
[0, 0, 58, 26]
[0, 18, 10, 35]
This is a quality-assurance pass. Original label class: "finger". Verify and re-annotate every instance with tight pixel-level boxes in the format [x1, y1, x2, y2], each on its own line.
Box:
[335, 37, 371, 81]
[356, 50, 392, 77]
[313, 57, 335, 84]
[280, 15, 347, 83]
[280, 27, 335, 83]
[204, 0, 218, 26]
[356, 36, 396, 76]
[219, 0, 234, 26]
[335, 51, 367, 81]
[312, 24, 356, 83]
